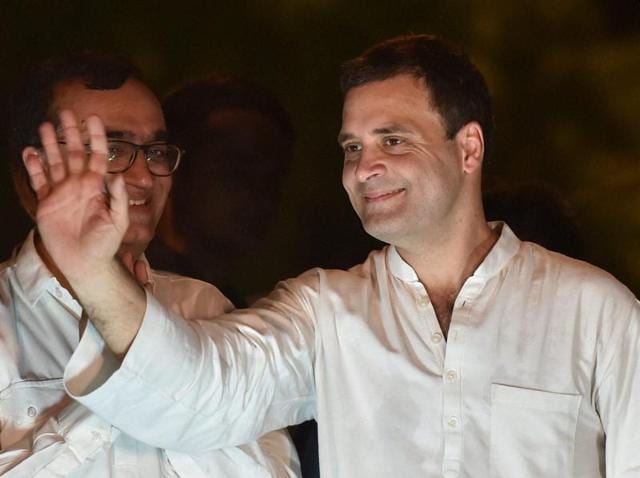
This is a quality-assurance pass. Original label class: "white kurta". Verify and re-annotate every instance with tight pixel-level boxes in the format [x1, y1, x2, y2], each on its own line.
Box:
[0, 231, 299, 477]
[65, 224, 640, 477]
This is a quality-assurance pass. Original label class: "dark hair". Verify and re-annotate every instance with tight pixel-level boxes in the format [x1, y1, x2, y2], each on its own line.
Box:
[8, 51, 143, 216]
[340, 34, 494, 158]
[162, 74, 295, 149]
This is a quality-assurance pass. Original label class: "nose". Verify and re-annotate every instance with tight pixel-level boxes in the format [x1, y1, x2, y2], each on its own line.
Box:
[354, 146, 386, 183]
[123, 150, 153, 189]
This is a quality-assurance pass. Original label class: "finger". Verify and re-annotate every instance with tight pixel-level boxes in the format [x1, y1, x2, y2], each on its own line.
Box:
[105, 173, 129, 233]
[39, 122, 66, 183]
[22, 149, 51, 200]
[86, 115, 109, 175]
[134, 259, 151, 290]
[120, 251, 135, 276]
[59, 110, 86, 175]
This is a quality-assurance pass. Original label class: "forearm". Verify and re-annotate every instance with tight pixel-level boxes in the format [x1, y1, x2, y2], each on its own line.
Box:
[71, 258, 146, 359]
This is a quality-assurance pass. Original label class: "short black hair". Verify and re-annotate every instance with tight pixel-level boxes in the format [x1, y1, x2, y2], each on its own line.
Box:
[8, 51, 143, 216]
[341, 34, 494, 158]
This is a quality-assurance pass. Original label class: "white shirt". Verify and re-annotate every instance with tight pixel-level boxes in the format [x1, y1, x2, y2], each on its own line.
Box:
[65, 224, 640, 477]
[0, 231, 300, 477]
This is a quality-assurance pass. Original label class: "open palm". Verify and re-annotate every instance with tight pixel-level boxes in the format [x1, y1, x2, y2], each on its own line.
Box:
[23, 111, 129, 284]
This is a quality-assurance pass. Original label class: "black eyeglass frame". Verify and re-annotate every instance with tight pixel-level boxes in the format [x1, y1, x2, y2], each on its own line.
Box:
[55, 139, 184, 177]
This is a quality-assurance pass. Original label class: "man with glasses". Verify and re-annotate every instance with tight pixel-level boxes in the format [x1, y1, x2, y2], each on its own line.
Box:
[0, 52, 298, 476]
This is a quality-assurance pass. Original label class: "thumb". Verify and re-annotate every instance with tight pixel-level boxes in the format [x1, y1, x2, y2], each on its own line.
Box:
[120, 251, 135, 276]
[134, 259, 151, 290]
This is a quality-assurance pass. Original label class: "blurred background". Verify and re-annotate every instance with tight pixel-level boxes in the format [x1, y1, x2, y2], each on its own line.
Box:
[1, 0, 639, 295]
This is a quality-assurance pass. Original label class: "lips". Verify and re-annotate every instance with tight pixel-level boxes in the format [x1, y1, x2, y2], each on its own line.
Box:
[363, 188, 405, 202]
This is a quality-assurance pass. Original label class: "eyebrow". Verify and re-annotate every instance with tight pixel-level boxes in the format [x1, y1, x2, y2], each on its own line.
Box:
[337, 124, 413, 145]
[372, 125, 413, 135]
[337, 132, 354, 144]
[106, 129, 168, 142]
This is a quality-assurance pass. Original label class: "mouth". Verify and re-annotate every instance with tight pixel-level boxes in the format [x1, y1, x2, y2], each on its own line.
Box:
[363, 188, 405, 203]
[128, 198, 149, 207]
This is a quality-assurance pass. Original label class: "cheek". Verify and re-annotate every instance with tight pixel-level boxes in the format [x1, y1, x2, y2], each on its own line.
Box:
[153, 178, 172, 211]
[341, 161, 356, 189]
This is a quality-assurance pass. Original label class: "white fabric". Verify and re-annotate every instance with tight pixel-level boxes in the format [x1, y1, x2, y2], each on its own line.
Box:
[65, 223, 640, 477]
[0, 231, 300, 477]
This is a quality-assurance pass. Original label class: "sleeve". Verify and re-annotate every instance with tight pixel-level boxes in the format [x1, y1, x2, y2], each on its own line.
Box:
[63, 271, 319, 453]
[594, 298, 640, 476]
[254, 429, 302, 477]
[164, 429, 301, 477]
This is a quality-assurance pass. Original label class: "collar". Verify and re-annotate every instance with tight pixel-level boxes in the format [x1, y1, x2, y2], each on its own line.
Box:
[13, 232, 159, 304]
[388, 221, 521, 283]
[13, 229, 60, 305]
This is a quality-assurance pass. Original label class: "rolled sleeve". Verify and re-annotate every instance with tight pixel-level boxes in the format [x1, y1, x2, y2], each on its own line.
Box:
[64, 277, 317, 452]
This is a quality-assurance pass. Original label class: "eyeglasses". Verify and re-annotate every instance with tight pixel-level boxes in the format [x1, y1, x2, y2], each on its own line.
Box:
[57, 140, 183, 176]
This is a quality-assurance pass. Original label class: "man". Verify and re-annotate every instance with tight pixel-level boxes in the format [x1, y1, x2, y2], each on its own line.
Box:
[0, 52, 298, 476]
[148, 74, 295, 306]
[25, 36, 640, 477]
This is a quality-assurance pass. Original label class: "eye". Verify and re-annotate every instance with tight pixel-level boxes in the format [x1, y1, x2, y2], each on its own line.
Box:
[107, 144, 128, 162]
[147, 146, 169, 162]
[342, 143, 362, 155]
[383, 136, 404, 147]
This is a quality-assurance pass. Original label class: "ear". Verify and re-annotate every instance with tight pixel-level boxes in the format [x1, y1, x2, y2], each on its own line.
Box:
[456, 122, 485, 175]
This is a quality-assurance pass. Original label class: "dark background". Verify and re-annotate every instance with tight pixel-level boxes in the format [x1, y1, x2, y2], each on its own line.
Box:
[1, 0, 639, 295]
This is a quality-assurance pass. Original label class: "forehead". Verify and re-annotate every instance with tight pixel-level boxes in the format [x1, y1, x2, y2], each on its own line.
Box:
[51, 78, 166, 141]
[340, 74, 445, 136]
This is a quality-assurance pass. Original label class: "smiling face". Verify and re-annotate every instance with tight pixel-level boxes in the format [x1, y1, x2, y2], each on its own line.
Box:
[51, 78, 170, 258]
[340, 74, 473, 250]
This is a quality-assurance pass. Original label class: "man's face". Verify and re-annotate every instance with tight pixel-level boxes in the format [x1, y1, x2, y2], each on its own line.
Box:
[51, 78, 170, 258]
[339, 74, 465, 249]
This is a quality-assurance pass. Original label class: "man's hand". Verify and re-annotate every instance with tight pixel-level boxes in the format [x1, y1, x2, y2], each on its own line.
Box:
[24, 111, 146, 358]
[23, 111, 128, 284]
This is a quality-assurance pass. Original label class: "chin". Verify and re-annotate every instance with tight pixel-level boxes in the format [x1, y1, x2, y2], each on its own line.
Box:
[120, 226, 154, 258]
[360, 212, 405, 242]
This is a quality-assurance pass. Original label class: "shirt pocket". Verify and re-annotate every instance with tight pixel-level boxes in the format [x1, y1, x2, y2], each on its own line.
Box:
[489, 383, 582, 478]
[0, 378, 67, 449]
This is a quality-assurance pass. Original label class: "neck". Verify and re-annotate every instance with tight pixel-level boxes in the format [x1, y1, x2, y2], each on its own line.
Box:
[399, 218, 497, 291]
[396, 216, 499, 338]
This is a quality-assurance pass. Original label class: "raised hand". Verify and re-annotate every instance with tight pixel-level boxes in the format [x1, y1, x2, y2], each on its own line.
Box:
[23, 111, 129, 284]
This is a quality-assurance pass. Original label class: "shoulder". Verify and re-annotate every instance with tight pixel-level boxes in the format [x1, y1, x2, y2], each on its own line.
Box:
[266, 247, 388, 307]
[515, 241, 637, 312]
[150, 269, 234, 319]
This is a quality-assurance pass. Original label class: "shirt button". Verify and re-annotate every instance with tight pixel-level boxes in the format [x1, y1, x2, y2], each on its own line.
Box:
[447, 416, 459, 428]
[27, 406, 38, 418]
[91, 430, 102, 441]
[417, 297, 429, 308]
[445, 370, 458, 382]
[55, 287, 63, 298]
[431, 332, 443, 344]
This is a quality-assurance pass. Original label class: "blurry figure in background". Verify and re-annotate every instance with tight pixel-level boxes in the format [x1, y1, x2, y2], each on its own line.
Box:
[148, 75, 294, 307]
[147, 75, 319, 478]
[0, 53, 299, 477]
[483, 181, 585, 259]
